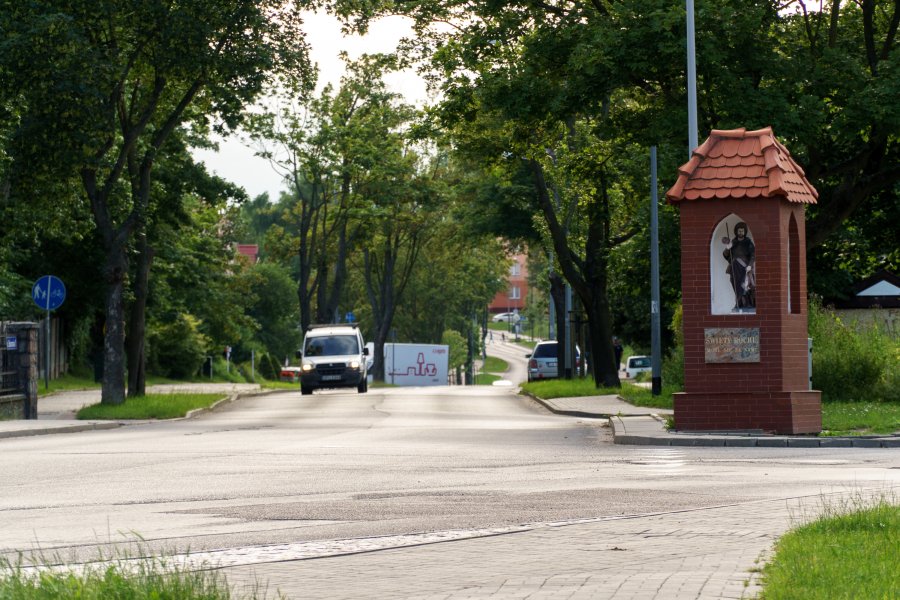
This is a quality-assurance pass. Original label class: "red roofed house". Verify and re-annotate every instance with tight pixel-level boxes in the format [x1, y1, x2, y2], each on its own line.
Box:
[666, 127, 821, 434]
[235, 244, 259, 264]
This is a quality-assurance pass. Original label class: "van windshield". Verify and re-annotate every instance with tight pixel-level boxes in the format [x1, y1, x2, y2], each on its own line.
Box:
[629, 357, 650, 368]
[305, 335, 359, 357]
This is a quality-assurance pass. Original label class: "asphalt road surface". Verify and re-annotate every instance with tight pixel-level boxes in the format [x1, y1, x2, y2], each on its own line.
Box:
[1, 385, 897, 598]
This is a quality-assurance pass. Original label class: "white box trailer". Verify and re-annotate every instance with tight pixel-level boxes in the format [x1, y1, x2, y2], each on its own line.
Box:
[384, 343, 449, 386]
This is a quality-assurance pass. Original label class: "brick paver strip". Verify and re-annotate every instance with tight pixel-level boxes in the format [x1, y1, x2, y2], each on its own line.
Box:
[222, 491, 887, 600]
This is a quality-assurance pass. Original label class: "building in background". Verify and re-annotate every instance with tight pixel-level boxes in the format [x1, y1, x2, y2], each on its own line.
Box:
[488, 251, 528, 315]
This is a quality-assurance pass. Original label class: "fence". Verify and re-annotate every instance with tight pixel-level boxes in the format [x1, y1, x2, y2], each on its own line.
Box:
[0, 322, 39, 419]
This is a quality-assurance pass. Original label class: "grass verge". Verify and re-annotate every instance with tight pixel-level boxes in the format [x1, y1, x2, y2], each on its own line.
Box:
[482, 356, 509, 373]
[76, 393, 226, 420]
[760, 495, 900, 599]
[820, 401, 900, 436]
[0, 553, 266, 599]
[475, 373, 502, 385]
[521, 378, 677, 410]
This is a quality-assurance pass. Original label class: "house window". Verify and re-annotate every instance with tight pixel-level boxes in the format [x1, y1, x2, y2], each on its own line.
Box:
[508, 286, 521, 300]
[510, 263, 521, 276]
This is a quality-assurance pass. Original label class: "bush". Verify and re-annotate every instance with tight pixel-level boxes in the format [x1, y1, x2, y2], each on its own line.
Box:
[661, 303, 684, 389]
[146, 314, 210, 379]
[809, 302, 897, 402]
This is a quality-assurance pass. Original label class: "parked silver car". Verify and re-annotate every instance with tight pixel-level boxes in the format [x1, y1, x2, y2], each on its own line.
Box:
[526, 341, 581, 382]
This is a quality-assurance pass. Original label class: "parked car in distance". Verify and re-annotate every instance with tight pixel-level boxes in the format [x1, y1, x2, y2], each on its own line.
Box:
[279, 366, 302, 383]
[491, 312, 520, 323]
[623, 355, 651, 379]
[526, 340, 582, 382]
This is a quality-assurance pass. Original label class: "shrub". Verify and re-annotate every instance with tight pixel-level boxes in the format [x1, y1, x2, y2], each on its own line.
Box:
[146, 314, 211, 379]
[809, 302, 897, 402]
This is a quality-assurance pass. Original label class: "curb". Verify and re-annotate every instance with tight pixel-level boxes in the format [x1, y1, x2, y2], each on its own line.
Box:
[609, 416, 900, 448]
[0, 421, 122, 439]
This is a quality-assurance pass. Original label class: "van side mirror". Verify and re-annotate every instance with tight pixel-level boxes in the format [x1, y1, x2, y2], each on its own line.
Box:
[363, 347, 369, 356]
[296, 350, 303, 359]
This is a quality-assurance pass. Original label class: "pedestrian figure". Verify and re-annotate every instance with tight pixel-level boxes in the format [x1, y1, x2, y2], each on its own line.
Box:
[613, 337, 623, 370]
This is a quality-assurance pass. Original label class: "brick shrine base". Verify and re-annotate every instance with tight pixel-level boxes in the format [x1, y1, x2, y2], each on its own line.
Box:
[673, 390, 822, 434]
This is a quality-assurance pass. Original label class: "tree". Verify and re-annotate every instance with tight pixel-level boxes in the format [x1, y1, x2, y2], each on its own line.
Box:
[247, 54, 403, 333]
[1, 0, 313, 403]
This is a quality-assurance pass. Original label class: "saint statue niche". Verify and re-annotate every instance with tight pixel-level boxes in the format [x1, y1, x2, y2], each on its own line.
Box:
[710, 216, 757, 315]
[721, 221, 756, 311]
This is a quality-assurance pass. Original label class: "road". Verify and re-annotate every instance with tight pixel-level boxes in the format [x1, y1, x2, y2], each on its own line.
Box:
[1, 384, 897, 599]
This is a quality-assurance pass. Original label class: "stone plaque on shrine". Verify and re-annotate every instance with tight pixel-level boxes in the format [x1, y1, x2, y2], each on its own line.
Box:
[704, 328, 761, 363]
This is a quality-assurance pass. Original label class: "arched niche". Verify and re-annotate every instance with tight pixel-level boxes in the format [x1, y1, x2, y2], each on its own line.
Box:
[788, 212, 801, 314]
[710, 214, 756, 315]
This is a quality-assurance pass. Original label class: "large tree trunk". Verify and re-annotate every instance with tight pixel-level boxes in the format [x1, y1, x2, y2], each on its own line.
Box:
[126, 233, 154, 397]
[101, 245, 129, 405]
[530, 158, 620, 388]
[548, 271, 567, 376]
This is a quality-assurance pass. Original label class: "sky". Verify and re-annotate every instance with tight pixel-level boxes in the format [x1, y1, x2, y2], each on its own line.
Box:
[192, 11, 429, 202]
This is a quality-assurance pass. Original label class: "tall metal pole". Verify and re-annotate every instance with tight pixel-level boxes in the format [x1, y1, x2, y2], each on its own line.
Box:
[650, 147, 662, 396]
[564, 284, 573, 378]
[686, 0, 698, 155]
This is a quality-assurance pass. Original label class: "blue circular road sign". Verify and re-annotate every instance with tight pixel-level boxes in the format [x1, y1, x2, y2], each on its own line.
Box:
[32, 275, 66, 311]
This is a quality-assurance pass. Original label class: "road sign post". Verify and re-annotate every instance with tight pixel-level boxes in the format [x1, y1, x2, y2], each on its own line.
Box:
[31, 276, 66, 390]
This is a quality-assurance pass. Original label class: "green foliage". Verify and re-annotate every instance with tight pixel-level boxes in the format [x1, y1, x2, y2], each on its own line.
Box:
[482, 356, 508, 373]
[441, 329, 467, 369]
[77, 393, 224, 420]
[821, 402, 900, 436]
[146, 314, 211, 380]
[760, 497, 900, 599]
[0, 553, 254, 599]
[240, 262, 301, 362]
[809, 302, 898, 402]
[661, 303, 684, 389]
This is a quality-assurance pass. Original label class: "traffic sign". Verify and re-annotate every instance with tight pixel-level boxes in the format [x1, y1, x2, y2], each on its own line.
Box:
[32, 275, 66, 311]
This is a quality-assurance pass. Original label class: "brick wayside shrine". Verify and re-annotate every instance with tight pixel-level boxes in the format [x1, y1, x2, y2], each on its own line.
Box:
[666, 127, 822, 434]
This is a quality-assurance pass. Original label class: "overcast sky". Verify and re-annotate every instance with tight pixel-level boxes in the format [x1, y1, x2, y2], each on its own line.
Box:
[193, 11, 428, 202]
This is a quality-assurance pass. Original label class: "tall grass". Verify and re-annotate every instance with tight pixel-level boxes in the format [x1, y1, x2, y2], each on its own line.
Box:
[809, 302, 899, 403]
[760, 493, 900, 599]
[76, 393, 226, 420]
[0, 553, 268, 599]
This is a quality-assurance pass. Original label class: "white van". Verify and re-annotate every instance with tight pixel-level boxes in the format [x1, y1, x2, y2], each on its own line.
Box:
[297, 324, 369, 395]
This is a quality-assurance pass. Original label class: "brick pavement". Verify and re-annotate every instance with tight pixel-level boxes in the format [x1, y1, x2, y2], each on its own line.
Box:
[221, 493, 846, 600]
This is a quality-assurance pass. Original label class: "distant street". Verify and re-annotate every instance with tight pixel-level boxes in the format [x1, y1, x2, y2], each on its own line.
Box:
[1, 385, 897, 598]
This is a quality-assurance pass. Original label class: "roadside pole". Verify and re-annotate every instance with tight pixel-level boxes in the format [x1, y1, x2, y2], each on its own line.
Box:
[650, 147, 662, 395]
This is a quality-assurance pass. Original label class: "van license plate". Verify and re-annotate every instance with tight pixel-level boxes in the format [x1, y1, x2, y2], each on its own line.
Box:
[321, 375, 341, 381]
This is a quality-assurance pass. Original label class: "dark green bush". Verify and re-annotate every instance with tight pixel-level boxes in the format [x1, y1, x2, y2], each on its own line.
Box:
[809, 302, 897, 402]
[146, 314, 211, 379]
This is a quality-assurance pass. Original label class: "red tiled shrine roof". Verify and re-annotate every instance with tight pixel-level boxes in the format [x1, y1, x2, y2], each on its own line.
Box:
[666, 127, 818, 204]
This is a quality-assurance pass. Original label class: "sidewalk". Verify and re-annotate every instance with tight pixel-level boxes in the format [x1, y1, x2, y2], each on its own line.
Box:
[531, 393, 900, 448]
[0, 383, 263, 439]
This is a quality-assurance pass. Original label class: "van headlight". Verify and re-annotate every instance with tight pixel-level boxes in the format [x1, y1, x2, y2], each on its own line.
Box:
[349, 360, 360, 369]
[301, 362, 314, 372]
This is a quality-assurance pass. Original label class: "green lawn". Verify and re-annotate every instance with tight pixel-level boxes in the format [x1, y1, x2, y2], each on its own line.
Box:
[760, 497, 900, 599]
[821, 401, 900, 436]
[77, 393, 226, 420]
[482, 355, 509, 373]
